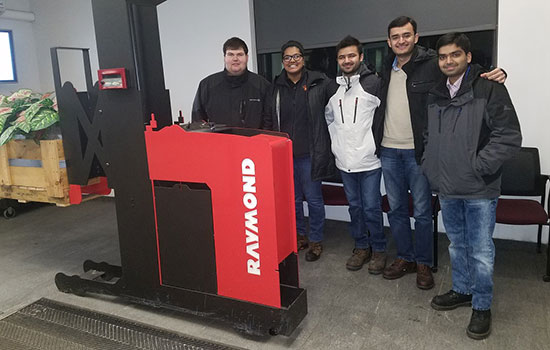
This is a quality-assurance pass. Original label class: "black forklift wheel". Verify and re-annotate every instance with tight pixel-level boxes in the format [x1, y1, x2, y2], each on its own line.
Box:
[3, 207, 16, 219]
[55, 273, 87, 297]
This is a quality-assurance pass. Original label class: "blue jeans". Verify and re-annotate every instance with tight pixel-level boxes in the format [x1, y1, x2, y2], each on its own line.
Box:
[340, 168, 385, 251]
[380, 147, 433, 265]
[439, 197, 497, 311]
[294, 155, 325, 243]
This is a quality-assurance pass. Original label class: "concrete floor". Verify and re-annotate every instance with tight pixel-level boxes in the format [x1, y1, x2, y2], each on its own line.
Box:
[1, 197, 549, 350]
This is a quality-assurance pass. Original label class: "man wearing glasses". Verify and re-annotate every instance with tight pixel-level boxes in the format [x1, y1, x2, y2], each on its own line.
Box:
[266, 40, 337, 262]
[375, 16, 506, 290]
[192, 37, 272, 129]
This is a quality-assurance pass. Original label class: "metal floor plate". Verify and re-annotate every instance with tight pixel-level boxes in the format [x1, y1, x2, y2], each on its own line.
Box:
[0, 298, 247, 350]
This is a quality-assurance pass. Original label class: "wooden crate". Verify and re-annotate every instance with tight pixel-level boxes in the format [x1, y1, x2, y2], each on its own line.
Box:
[0, 139, 72, 206]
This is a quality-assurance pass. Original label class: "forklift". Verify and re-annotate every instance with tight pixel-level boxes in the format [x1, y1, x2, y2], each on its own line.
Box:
[52, 0, 307, 336]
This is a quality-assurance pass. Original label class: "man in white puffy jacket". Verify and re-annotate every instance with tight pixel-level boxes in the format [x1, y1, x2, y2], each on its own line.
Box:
[325, 36, 387, 272]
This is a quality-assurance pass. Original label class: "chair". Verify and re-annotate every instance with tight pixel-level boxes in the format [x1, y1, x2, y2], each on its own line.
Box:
[321, 184, 441, 271]
[321, 183, 349, 206]
[496, 147, 550, 281]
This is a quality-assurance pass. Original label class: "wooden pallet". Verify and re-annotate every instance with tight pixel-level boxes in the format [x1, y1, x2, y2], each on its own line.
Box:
[0, 139, 72, 206]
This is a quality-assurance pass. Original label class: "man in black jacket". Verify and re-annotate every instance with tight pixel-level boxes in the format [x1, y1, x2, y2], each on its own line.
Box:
[266, 40, 337, 262]
[422, 32, 521, 340]
[375, 16, 506, 290]
[192, 37, 271, 128]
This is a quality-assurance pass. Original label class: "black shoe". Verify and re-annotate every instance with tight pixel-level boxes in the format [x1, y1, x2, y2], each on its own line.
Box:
[305, 242, 322, 262]
[431, 290, 472, 311]
[467, 309, 491, 340]
[297, 235, 309, 251]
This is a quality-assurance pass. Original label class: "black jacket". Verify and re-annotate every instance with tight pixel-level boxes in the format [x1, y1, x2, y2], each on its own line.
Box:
[267, 69, 338, 181]
[272, 71, 309, 156]
[192, 69, 272, 129]
[375, 45, 441, 163]
[421, 64, 522, 199]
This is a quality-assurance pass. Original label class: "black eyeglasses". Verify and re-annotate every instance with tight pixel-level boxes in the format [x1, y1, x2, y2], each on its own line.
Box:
[283, 54, 303, 62]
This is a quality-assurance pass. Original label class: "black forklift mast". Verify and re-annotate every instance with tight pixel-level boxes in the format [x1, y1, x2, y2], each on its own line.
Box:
[52, 0, 307, 336]
[89, 0, 171, 296]
[52, 0, 173, 297]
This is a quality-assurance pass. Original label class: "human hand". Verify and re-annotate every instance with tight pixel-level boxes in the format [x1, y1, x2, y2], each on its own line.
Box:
[480, 68, 506, 84]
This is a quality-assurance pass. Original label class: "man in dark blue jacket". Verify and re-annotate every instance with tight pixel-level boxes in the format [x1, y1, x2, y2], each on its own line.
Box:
[422, 32, 521, 340]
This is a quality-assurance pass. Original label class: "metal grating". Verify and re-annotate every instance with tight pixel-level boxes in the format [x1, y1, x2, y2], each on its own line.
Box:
[0, 298, 247, 350]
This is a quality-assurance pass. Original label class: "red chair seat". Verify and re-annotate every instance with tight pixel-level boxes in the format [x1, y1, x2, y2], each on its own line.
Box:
[321, 185, 348, 206]
[496, 198, 549, 225]
[381, 194, 440, 216]
[322, 186, 442, 214]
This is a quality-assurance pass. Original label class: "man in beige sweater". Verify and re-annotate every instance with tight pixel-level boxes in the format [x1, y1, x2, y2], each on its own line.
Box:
[374, 16, 506, 290]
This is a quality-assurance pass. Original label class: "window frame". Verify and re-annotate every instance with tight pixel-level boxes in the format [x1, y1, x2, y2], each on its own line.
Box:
[0, 29, 17, 83]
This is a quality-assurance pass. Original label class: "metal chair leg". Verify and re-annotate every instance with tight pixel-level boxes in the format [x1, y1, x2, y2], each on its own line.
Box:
[432, 212, 438, 273]
[537, 225, 543, 253]
[544, 230, 550, 282]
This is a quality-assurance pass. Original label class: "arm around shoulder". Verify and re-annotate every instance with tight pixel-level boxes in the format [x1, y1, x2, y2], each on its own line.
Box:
[480, 67, 507, 84]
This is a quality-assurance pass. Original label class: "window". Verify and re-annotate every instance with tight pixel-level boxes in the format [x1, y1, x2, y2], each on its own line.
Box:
[258, 30, 495, 82]
[0, 30, 17, 82]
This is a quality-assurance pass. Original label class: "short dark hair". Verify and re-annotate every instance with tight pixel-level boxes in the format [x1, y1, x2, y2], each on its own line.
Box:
[335, 35, 363, 55]
[223, 37, 248, 55]
[436, 32, 471, 54]
[387, 16, 417, 36]
[281, 40, 305, 56]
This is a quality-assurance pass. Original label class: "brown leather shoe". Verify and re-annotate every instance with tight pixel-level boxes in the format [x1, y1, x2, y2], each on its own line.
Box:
[297, 235, 309, 251]
[346, 248, 372, 271]
[383, 258, 417, 279]
[368, 251, 387, 275]
[416, 264, 435, 290]
[305, 242, 323, 262]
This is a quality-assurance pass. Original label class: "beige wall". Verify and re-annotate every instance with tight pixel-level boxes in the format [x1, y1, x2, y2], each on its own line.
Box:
[158, 0, 255, 122]
[492, 0, 550, 242]
[30, 0, 98, 93]
[0, 0, 40, 95]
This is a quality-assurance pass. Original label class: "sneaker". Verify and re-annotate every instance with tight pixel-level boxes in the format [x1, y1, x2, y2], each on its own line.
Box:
[467, 309, 491, 340]
[382, 258, 416, 279]
[297, 235, 309, 251]
[430, 290, 472, 311]
[346, 248, 372, 271]
[416, 264, 435, 290]
[367, 251, 387, 275]
[305, 242, 323, 262]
